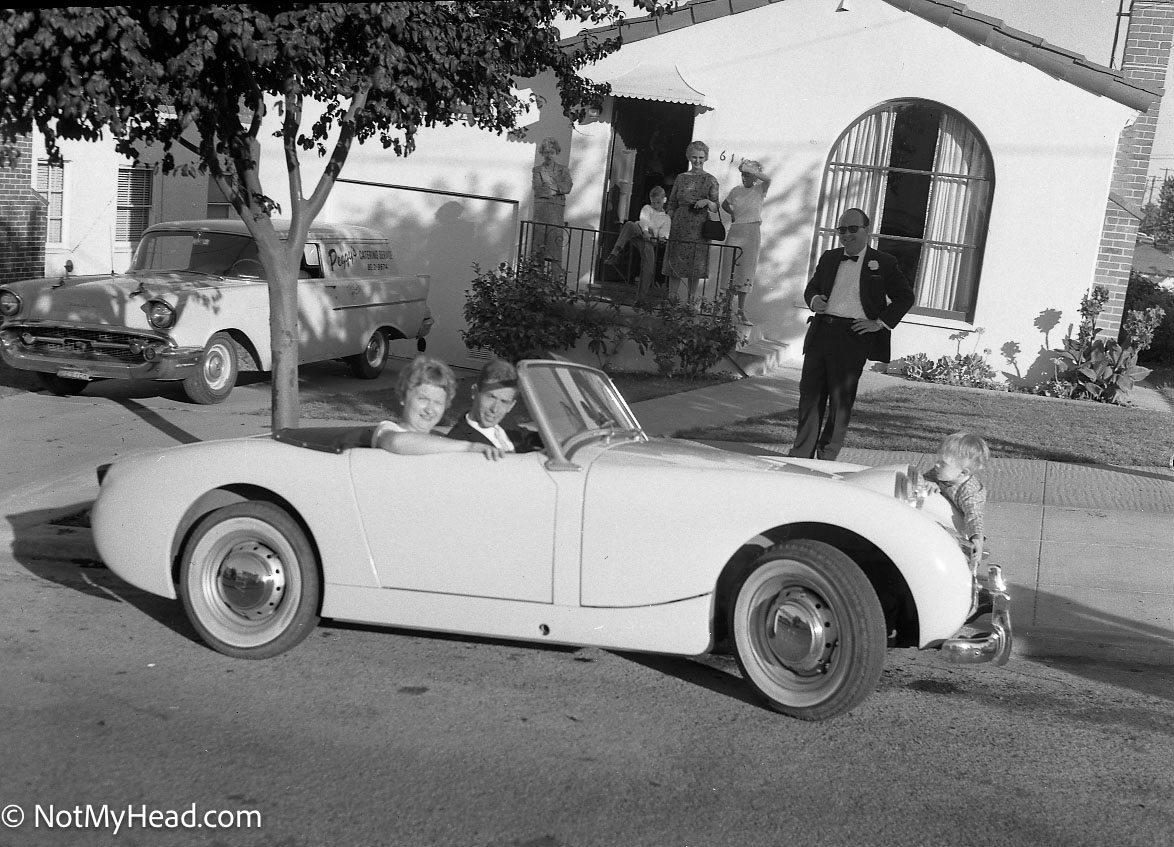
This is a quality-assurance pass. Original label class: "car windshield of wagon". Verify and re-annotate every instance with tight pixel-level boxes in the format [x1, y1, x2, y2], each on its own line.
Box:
[131, 230, 266, 278]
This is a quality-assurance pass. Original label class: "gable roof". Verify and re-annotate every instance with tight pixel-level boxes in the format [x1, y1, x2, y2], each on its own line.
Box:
[562, 0, 1161, 113]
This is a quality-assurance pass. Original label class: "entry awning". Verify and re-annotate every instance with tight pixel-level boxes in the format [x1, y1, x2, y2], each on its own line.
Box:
[604, 63, 710, 110]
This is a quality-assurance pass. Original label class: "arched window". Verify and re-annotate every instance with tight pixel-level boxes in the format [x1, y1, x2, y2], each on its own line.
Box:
[813, 101, 993, 321]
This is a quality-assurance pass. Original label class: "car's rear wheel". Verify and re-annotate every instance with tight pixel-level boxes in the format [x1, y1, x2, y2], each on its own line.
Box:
[347, 328, 388, 379]
[183, 331, 238, 404]
[38, 372, 89, 396]
[179, 501, 321, 659]
[731, 539, 887, 721]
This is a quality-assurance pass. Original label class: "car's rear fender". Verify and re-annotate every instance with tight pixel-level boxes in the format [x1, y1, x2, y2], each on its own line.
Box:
[166, 484, 322, 595]
[92, 439, 379, 601]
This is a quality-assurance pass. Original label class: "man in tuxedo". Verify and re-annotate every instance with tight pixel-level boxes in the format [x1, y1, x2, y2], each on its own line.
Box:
[788, 207, 915, 461]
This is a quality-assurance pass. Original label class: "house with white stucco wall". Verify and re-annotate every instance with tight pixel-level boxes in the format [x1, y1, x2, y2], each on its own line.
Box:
[522, 0, 1169, 382]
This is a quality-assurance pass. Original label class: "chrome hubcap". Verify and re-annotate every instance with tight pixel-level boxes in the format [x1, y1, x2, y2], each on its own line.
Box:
[365, 335, 383, 364]
[205, 347, 227, 386]
[764, 587, 835, 674]
[216, 541, 286, 619]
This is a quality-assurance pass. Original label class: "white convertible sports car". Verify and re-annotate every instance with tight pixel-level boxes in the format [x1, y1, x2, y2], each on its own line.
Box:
[91, 360, 1011, 720]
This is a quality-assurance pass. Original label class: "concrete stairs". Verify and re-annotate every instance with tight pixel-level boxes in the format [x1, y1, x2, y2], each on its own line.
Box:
[725, 327, 790, 377]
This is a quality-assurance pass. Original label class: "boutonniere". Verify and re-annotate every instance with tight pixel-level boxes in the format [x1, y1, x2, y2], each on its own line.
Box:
[867, 260, 880, 271]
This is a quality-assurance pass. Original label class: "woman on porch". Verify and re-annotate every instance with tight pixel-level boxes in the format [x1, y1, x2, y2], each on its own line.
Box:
[664, 140, 720, 309]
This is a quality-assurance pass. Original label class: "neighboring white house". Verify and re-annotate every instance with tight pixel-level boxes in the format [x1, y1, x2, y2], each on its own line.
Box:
[15, 0, 1168, 380]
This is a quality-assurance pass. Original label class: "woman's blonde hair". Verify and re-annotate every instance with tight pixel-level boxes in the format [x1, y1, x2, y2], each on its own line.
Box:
[938, 432, 990, 471]
[538, 136, 561, 156]
[685, 140, 709, 159]
[396, 354, 457, 408]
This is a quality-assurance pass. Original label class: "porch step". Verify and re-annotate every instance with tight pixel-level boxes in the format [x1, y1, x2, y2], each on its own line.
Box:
[728, 337, 790, 377]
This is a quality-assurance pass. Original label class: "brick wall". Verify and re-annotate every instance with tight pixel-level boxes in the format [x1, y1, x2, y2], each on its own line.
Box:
[0, 135, 47, 285]
[1096, 0, 1174, 332]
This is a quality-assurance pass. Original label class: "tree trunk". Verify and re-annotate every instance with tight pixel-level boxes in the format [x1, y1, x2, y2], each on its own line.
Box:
[261, 240, 301, 432]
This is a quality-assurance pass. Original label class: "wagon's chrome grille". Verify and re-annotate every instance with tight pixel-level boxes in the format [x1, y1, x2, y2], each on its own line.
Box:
[8, 326, 154, 363]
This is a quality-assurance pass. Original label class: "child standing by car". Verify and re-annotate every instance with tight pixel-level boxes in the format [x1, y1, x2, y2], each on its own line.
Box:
[924, 432, 990, 572]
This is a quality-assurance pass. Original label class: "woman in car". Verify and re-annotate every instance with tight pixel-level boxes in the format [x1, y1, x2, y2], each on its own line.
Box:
[372, 354, 505, 459]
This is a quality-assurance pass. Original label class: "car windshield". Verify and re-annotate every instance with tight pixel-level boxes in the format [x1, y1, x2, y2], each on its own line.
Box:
[521, 362, 641, 454]
[131, 230, 266, 278]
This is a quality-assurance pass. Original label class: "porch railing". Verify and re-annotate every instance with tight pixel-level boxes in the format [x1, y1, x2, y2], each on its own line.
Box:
[518, 219, 742, 307]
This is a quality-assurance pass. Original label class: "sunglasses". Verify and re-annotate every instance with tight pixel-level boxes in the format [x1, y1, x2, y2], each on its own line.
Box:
[835, 225, 863, 235]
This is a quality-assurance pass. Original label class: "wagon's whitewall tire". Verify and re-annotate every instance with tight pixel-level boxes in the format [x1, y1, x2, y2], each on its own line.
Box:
[183, 331, 238, 404]
[179, 501, 321, 659]
[347, 328, 388, 379]
[731, 539, 887, 721]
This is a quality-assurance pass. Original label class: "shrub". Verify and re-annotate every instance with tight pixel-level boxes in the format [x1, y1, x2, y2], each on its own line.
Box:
[627, 293, 742, 378]
[461, 258, 583, 361]
[1121, 270, 1174, 361]
[1050, 284, 1151, 405]
[462, 259, 741, 377]
[897, 347, 1003, 390]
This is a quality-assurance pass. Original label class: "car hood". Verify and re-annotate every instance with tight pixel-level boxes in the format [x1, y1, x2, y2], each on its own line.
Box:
[601, 437, 870, 479]
[3, 271, 243, 325]
[598, 437, 957, 528]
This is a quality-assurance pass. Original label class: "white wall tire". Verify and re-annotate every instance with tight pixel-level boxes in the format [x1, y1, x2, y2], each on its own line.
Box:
[732, 539, 887, 720]
[183, 331, 238, 404]
[179, 501, 321, 659]
[347, 329, 388, 379]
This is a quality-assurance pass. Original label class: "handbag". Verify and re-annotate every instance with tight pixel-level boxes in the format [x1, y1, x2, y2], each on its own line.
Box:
[701, 214, 726, 242]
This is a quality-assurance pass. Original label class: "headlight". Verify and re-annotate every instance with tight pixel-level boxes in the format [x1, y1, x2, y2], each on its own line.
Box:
[145, 300, 176, 329]
[894, 464, 928, 508]
[0, 289, 20, 317]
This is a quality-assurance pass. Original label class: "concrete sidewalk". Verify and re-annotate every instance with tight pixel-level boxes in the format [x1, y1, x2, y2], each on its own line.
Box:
[628, 366, 1174, 663]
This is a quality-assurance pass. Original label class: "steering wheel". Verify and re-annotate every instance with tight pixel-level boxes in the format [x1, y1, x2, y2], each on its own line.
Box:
[229, 258, 264, 277]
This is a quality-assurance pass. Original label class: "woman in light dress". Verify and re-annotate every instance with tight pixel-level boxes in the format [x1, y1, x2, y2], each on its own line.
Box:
[720, 159, 771, 325]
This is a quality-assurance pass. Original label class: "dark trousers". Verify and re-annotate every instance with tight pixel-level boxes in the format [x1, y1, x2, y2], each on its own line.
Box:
[788, 317, 872, 461]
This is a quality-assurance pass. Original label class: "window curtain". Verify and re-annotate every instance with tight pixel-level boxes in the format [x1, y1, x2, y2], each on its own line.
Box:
[36, 160, 65, 243]
[817, 110, 894, 256]
[918, 113, 990, 312]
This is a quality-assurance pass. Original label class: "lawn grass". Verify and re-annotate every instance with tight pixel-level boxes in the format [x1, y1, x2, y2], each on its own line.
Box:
[677, 381, 1174, 467]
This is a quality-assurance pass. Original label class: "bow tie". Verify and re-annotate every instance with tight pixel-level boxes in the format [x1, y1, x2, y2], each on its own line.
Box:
[840, 254, 859, 263]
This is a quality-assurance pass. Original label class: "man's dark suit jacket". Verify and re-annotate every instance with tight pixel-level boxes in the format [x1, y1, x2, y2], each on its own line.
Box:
[444, 415, 541, 453]
[802, 246, 916, 362]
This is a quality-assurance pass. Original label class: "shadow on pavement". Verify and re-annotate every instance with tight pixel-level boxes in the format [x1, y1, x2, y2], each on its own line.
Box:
[4, 499, 203, 647]
[612, 650, 761, 709]
[113, 398, 203, 444]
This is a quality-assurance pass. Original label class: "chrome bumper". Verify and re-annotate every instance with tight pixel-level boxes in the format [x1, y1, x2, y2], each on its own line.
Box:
[0, 333, 203, 381]
[940, 565, 1012, 666]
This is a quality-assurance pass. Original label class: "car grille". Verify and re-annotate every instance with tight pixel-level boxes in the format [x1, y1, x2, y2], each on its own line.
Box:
[9, 326, 154, 364]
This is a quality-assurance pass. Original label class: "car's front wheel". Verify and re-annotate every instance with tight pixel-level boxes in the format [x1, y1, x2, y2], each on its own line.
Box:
[347, 328, 388, 379]
[179, 501, 321, 659]
[183, 331, 238, 404]
[731, 540, 887, 721]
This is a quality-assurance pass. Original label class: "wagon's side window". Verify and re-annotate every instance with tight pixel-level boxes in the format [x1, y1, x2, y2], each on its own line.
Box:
[300, 243, 324, 279]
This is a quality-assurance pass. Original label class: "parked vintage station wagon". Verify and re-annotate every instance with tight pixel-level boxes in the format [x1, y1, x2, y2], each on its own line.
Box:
[0, 219, 433, 403]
